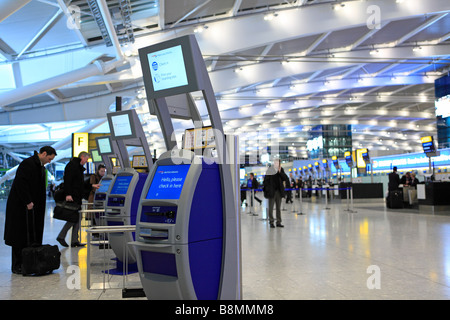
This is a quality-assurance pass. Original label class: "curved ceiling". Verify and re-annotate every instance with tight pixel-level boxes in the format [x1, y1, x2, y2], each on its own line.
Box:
[0, 0, 449, 159]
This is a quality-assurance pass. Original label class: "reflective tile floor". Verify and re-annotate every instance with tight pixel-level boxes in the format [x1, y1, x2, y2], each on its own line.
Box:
[1, 196, 450, 300]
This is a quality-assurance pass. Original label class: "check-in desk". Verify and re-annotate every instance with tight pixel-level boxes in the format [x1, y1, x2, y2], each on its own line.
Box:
[339, 182, 384, 202]
[418, 182, 450, 215]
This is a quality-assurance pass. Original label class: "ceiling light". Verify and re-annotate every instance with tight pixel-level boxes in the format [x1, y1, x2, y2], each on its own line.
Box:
[194, 25, 208, 33]
[264, 12, 278, 21]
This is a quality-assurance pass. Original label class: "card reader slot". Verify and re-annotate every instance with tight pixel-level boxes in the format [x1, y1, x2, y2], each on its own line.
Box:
[139, 227, 169, 240]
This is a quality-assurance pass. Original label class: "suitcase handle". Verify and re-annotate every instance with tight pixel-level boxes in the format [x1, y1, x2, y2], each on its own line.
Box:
[25, 208, 37, 247]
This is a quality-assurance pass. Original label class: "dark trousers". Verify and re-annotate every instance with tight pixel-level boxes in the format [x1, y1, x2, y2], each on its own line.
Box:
[57, 221, 80, 244]
[268, 190, 282, 225]
[11, 246, 24, 272]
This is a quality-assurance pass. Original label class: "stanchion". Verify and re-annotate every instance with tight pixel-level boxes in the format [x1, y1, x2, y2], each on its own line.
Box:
[325, 187, 330, 210]
[297, 187, 304, 215]
[350, 186, 357, 213]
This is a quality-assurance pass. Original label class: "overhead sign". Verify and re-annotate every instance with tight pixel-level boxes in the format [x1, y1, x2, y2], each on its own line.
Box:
[72, 133, 89, 158]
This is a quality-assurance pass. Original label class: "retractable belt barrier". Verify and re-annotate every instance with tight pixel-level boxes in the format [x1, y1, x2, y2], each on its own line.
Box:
[241, 186, 356, 214]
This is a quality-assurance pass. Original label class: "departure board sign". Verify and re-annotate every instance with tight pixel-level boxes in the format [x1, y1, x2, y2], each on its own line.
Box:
[421, 136, 436, 154]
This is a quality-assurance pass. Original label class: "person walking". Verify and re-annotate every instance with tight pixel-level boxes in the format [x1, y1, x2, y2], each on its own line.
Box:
[263, 158, 289, 228]
[4, 146, 57, 274]
[56, 151, 99, 247]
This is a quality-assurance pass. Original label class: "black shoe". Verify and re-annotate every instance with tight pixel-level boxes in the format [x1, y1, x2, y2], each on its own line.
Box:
[56, 237, 69, 247]
[270, 223, 275, 228]
[71, 242, 86, 247]
[276, 224, 284, 228]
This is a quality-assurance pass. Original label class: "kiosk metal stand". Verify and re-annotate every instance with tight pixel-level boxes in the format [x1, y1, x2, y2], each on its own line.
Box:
[131, 35, 241, 300]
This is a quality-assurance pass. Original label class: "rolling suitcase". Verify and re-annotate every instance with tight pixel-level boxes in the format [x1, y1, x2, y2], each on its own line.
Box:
[388, 190, 403, 209]
[22, 209, 61, 276]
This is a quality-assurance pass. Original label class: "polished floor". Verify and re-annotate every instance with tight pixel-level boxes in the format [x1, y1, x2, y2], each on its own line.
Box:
[1, 194, 450, 300]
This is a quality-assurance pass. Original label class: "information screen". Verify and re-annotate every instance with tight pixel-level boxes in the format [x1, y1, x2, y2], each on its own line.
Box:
[97, 179, 112, 193]
[111, 114, 133, 137]
[148, 45, 188, 92]
[91, 149, 102, 162]
[110, 175, 133, 195]
[146, 164, 190, 200]
[97, 137, 112, 154]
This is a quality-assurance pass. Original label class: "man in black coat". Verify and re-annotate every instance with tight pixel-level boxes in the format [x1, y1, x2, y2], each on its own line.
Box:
[56, 151, 99, 247]
[4, 146, 57, 274]
[263, 158, 289, 228]
[388, 166, 400, 191]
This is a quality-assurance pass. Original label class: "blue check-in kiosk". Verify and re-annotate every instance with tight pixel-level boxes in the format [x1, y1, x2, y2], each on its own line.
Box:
[104, 109, 153, 272]
[133, 150, 224, 299]
[131, 34, 241, 300]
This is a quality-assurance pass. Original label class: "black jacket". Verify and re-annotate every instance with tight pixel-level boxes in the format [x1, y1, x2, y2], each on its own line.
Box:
[64, 157, 89, 204]
[4, 152, 46, 247]
[388, 171, 400, 191]
[263, 166, 289, 198]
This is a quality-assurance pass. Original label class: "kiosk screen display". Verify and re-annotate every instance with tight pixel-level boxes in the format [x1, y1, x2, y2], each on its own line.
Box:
[146, 164, 190, 200]
[148, 45, 188, 92]
[97, 137, 112, 154]
[110, 175, 133, 195]
[111, 113, 133, 137]
[97, 179, 112, 193]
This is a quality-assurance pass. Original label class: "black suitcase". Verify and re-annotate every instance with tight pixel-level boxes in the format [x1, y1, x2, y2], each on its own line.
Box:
[388, 190, 403, 209]
[22, 209, 61, 276]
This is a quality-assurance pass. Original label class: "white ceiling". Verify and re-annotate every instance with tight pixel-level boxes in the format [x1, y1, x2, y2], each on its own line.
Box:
[0, 0, 449, 159]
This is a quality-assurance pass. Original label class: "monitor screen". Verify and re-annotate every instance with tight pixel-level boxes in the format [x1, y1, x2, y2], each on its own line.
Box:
[110, 175, 133, 195]
[148, 45, 188, 92]
[111, 113, 133, 137]
[97, 137, 113, 155]
[91, 149, 102, 162]
[97, 179, 112, 193]
[146, 164, 190, 200]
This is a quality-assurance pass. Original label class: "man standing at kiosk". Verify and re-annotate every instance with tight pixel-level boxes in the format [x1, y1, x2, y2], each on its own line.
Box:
[57, 152, 100, 247]
[263, 159, 289, 228]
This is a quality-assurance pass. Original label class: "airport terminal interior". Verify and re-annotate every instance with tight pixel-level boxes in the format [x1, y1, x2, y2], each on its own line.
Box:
[0, 0, 450, 300]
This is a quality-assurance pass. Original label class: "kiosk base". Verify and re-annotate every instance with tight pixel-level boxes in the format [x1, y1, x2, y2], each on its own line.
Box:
[103, 259, 138, 275]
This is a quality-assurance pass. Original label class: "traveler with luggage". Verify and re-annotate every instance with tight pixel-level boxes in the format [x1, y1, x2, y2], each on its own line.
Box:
[56, 151, 100, 247]
[263, 158, 289, 228]
[387, 166, 402, 208]
[4, 146, 57, 274]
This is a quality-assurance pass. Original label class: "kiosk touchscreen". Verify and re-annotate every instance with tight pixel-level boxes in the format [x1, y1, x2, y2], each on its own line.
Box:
[133, 150, 225, 300]
[93, 177, 112, 209]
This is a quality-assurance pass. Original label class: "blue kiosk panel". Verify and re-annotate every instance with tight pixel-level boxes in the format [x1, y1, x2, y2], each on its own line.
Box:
[135, 157, 224, 300]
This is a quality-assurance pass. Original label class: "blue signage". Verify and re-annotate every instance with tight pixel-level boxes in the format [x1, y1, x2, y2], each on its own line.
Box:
[372, 148, 450, 171]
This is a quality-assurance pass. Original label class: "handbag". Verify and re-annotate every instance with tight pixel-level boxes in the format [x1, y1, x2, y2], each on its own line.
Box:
[53, 201, 80, 223]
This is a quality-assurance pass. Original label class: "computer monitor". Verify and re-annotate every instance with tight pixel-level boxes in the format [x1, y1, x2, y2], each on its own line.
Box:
[91, 149, 102, 162]
[110, 175, 133, 195]
[107, 110, 137, 140]
[139, 35, 201, 100]
[97, 179, 112, 193]
[96, 136, 115, 156]
[145, 164, 190, 200]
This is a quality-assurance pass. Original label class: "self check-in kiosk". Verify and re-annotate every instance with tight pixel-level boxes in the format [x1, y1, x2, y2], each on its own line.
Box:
[131, 34, 241, 300]
[104, 109, 154, 272]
